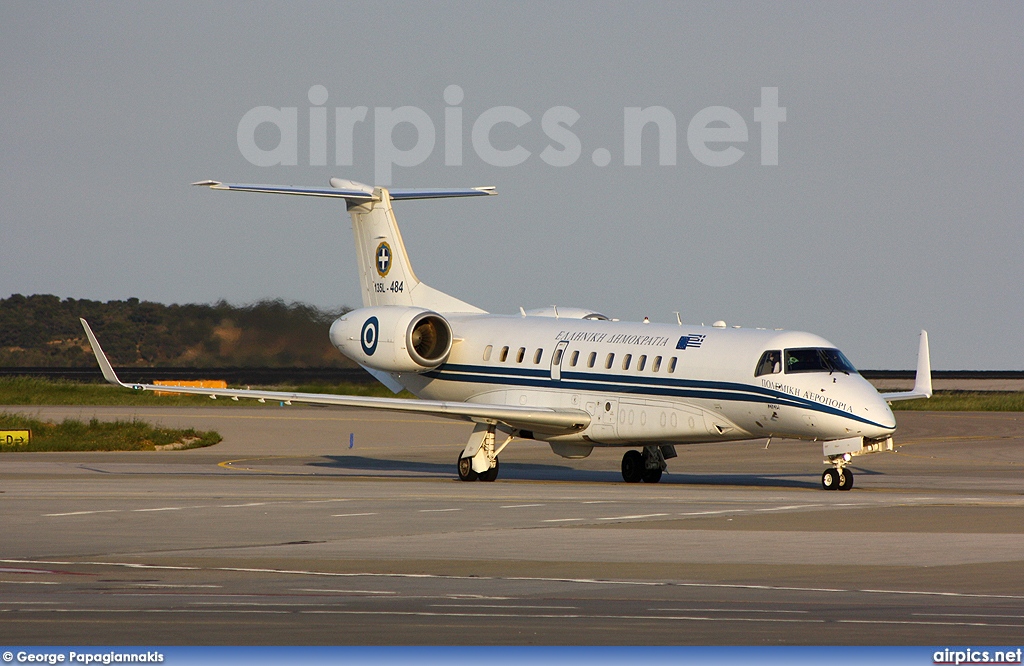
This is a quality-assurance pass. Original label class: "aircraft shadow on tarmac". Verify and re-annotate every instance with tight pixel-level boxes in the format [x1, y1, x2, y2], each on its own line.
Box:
[308, 455, 880, 488]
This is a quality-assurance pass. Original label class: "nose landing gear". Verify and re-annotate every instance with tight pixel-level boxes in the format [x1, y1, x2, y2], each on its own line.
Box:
[822, 464, 854, 491]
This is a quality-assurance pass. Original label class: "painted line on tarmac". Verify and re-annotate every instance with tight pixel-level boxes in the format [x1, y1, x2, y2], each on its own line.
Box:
[650, 607, 809, 614]
[5, 606, 1020, 628]
[6, 559, 1024, 601]
[678, 509, 745, 516]
[293, 588, 396, 595]
[44, 509, 122, 517]
[596, 513, 669, 521]
[432, 604, 579, 609]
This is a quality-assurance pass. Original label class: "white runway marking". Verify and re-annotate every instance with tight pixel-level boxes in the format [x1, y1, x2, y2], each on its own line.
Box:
[132, 584, 222, 589]
[418, 508, 461, 513]
[838, 618, 1024, 628]
[678, 510, 744, 516]
[541, 518, 585, 523]
[597, 513, 668, 521]
[331, 513, 378, 517]
[294, 588, 396, 595]
[7, 559, 1024, 601]
[756, 505, 821, 512]
[650, 607, 809, 614]
[432, 604, 578, 609]
[915, 613, 1024, 619]
[500, 504, 545, 508]
[44, 510, 121, 517]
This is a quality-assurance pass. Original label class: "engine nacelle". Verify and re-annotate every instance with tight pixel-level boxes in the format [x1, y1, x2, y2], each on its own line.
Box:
[330, 306, 453, 373]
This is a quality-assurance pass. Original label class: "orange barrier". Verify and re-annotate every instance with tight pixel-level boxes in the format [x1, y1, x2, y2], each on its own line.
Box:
[153, 379, 228, 396]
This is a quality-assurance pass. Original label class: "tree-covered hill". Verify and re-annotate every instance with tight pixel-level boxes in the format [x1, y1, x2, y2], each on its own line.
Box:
[0, 294, 353, 367]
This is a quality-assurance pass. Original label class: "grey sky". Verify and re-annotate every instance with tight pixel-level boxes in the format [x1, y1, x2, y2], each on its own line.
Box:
[1, 2, 1021, 370]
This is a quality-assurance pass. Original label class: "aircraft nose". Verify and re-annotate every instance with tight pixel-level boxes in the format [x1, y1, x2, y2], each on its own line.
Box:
[867, 391, 897, 434]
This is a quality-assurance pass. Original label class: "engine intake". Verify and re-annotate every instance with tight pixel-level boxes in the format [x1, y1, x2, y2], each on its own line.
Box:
[407, 312, 451, 366]
[330, 306, 453, 373]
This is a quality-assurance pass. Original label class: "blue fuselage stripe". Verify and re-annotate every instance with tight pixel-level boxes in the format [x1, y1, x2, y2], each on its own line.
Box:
[423, 363, 887, 429]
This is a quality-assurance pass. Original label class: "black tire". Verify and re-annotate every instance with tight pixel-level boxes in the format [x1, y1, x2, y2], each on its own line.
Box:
[821, 468, 838, 490]
[479, 459, 499, 482]
[838, 468, 854, 491]
[641, 467, 663, 484]
[458, 454, 478, 482]
[621, 450, 644, 483]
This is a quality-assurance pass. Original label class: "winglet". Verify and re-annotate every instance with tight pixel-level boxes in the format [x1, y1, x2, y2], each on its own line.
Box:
[912, 330, 932, 398]
[880, 330, 932, 402]
[80, 319, 129, 387]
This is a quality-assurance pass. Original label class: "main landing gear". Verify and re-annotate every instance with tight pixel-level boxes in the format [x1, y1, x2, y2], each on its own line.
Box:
[821, 465, 853, 491]
[621, 446, 669, 483]
[457, 423, 509, 482]
[458, 453, 499, 482]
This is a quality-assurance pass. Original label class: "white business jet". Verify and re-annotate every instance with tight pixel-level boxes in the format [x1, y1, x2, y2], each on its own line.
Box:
[80, 178, 932, 490]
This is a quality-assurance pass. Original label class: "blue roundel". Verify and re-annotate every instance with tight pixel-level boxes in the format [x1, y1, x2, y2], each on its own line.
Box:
[360, 317, 379, 356]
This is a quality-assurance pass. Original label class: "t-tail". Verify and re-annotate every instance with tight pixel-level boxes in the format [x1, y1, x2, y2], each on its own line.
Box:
[192, 178, 494, 313]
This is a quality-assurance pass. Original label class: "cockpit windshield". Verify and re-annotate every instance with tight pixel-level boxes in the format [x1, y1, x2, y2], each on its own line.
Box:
[784, 348, 858, 375]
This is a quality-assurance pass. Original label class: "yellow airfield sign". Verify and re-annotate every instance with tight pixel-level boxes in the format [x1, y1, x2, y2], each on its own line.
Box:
[1, 430, 31, 449]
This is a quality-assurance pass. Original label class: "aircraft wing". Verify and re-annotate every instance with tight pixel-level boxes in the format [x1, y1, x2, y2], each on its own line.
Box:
[879, 330, 933, 402]
[80, 319, 588, 434]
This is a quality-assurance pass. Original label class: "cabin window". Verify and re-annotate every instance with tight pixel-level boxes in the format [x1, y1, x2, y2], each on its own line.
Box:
[652, 356, 662, 372]
[622, 354, 632, 370]
[570, 350, 579, 366]
[534, 348, 543, 364]
[516, 347, 526, 363]
[483, 345, 492, 361]
[668, 357, 677, 373]
[588, 351, 597, 368]
[500, 346, 509, 362]
[637, 355, 647, 371]
[552, 348, 563, 366]
[755, 349, 782, 377]
[605, 353, 615, 369]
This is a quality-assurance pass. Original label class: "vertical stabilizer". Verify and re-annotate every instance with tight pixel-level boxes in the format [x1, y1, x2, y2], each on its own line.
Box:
[192, 178, 493, 314]
[347, 187, 483, 313]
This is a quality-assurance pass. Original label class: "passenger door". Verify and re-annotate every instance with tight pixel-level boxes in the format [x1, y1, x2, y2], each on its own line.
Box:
[550, 340, 570, 381]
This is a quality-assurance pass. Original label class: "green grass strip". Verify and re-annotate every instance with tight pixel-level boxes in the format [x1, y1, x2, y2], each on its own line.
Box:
[0, 376, 408, 406]
[890, 390, 1024, 411]
[0, 412, 221, 452]
[0, 377, 1021, 411]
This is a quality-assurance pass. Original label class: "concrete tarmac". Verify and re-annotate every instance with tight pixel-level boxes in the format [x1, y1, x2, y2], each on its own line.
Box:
[1, 405, 1023, 645]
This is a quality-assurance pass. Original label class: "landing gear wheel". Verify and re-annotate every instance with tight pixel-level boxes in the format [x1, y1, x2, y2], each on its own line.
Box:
[821, 468, 838, 490]
[479, 459, 499, 482]
[837, 468, 854, 491]
[641, 467, 663, 484]
[458, 455, 478, 482]
[621, 450, 644, 483]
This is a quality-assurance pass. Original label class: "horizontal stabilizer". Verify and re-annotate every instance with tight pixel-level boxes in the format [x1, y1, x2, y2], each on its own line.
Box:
[192, 179, 496, 201]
